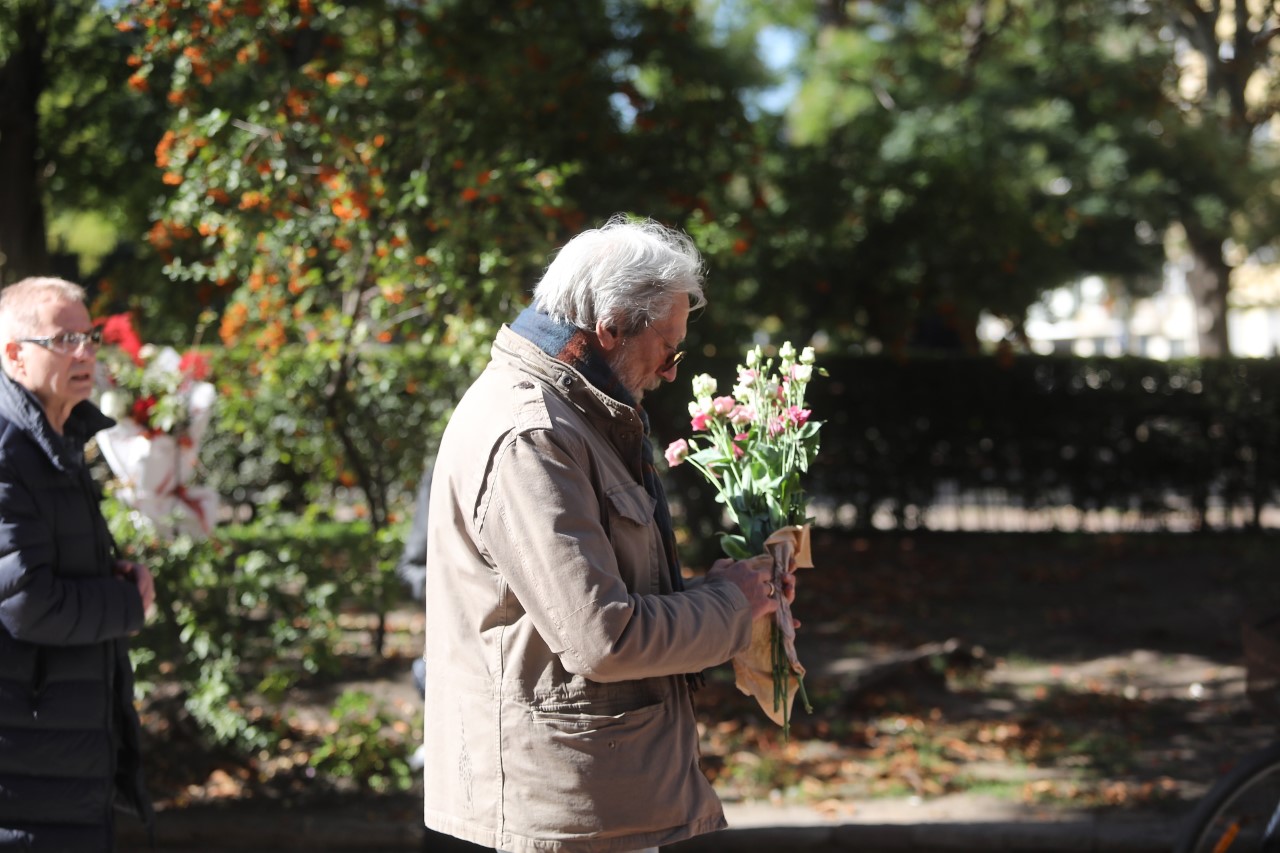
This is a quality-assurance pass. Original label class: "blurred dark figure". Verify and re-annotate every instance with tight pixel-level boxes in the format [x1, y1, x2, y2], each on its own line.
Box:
[397, 467, 431, 698]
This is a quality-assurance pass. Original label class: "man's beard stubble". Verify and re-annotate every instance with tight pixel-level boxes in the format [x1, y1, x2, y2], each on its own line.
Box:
[604, 347, 652, 403]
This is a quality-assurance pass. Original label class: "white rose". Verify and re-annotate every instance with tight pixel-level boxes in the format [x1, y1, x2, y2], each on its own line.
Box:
[691, 373, 717, 399]
[99, 390, 128, 421]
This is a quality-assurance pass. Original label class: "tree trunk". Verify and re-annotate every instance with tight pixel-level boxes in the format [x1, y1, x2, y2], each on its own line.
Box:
[0, 3, 49, 285]
[1183, 227, 1231, 357]
[816, 0, 850, 28]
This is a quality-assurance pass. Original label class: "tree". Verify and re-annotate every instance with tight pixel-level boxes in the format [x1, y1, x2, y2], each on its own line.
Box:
[0, 0, 163, 286]
[119, 0, 763, 526]
[1142, 0, 1280, 356]
[713, 1, 1205, 353]
[0, 0, 49, 283]
[701, 0, 1269, 350]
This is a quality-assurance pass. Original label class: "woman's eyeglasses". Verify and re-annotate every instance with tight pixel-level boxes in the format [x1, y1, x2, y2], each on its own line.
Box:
[18, 328, 104, 356]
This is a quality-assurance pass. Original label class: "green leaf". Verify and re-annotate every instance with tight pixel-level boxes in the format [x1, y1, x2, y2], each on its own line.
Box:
[720, 534, 753, 560]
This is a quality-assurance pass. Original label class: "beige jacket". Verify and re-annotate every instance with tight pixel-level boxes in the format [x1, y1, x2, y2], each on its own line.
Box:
[422, 327, 753, 853]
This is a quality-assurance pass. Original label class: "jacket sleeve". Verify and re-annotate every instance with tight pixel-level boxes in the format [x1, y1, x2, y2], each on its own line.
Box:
[0, 475, 144, 646]
[478, 426, 753, 683]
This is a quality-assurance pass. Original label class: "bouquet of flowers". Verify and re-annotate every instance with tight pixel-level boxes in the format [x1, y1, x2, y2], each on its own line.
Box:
[94, 313, 219, 538]
[665, 342, 823, 736]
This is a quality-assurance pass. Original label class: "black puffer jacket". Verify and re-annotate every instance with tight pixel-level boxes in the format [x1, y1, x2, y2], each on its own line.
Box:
[0, 372, 154, 851]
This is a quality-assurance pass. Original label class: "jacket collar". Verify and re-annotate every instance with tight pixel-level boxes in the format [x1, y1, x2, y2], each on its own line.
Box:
[493, 325, 643, 431]
[497, 313, 687, 596]
[0, 370, 115, 472]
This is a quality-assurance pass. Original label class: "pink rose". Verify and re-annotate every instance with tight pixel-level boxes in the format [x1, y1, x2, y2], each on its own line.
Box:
[711, 395, 736, 416]
[664, 439, 689, 466]
[730, 405, 755, 427]
[788, 406, 811, 427]
[690, 410, 712, 431]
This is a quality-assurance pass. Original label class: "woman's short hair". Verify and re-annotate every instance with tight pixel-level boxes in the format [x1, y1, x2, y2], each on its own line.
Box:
[532, 215, 706, 334]
[0, 277, 86, 342]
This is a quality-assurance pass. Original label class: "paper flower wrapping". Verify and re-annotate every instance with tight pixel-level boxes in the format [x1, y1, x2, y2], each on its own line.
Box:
[95, 314, 219, 538]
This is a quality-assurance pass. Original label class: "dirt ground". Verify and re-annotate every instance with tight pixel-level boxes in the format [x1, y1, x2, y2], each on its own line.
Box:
[700, 529, 1280, 817]
[131, 530, 1280, 833]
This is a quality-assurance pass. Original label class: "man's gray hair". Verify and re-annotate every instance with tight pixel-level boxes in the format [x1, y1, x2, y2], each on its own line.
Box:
[532, 215, 707, 334]
[0, 277, 86, 343]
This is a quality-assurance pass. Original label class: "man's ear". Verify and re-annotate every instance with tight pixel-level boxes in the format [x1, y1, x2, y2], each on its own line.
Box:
[0, 343, 18, 376]
[595, 318, 622, 353]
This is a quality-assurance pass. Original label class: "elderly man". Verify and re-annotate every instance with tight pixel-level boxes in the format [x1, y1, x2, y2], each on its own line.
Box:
[422, 217, 785, 853]
[0, 277, 155, 851]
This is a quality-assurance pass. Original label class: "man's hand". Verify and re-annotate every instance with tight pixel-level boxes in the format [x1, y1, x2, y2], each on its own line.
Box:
[115, 560, 156, 621]
[706, 554, 793, 621]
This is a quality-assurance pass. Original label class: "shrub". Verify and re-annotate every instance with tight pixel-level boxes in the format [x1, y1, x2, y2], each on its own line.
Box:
[108, 498, 409, 750]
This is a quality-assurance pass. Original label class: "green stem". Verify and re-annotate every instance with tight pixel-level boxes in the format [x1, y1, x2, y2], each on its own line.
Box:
[796, 668, 812, 714]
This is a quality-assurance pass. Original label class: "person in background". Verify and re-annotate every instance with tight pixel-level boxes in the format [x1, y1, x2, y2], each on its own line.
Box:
[396, 466, 431, 701]
[0, 277, 156, 851]
[422, 216, 791, 853]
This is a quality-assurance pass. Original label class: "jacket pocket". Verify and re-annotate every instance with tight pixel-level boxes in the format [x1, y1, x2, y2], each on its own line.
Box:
[604, 483, 658, 593]
[528, 698, 663, 731]
[605, 483, 654, 526]
[506, 698, 691, 837]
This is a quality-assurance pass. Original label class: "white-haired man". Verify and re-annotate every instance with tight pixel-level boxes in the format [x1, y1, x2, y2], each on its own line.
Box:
[0, 277, 155, 851]
[422, 217, 789, 853]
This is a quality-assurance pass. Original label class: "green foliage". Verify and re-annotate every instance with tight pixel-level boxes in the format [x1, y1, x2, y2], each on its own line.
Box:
[0, 0, 167, 285]
[106, 496, 408, 750]
[108, 507, 261, 746]
[718, 0, 1188, 352]
[114, 0, 764, 527]
[203, 342, 462, 519]
[309, 690, 418, 794]
[11, 0, 1280, 359]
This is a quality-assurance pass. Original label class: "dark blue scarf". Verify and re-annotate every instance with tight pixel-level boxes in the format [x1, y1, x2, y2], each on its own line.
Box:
[510, 307, 686, 595]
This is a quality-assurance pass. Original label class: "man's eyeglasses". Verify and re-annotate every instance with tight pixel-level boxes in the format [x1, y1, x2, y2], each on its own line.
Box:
[653, 328, 686, 373]
[18, 328, 103, 356]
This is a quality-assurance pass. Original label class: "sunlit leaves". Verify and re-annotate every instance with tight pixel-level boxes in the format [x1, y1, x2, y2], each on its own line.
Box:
[718, 0, 1198, 350]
